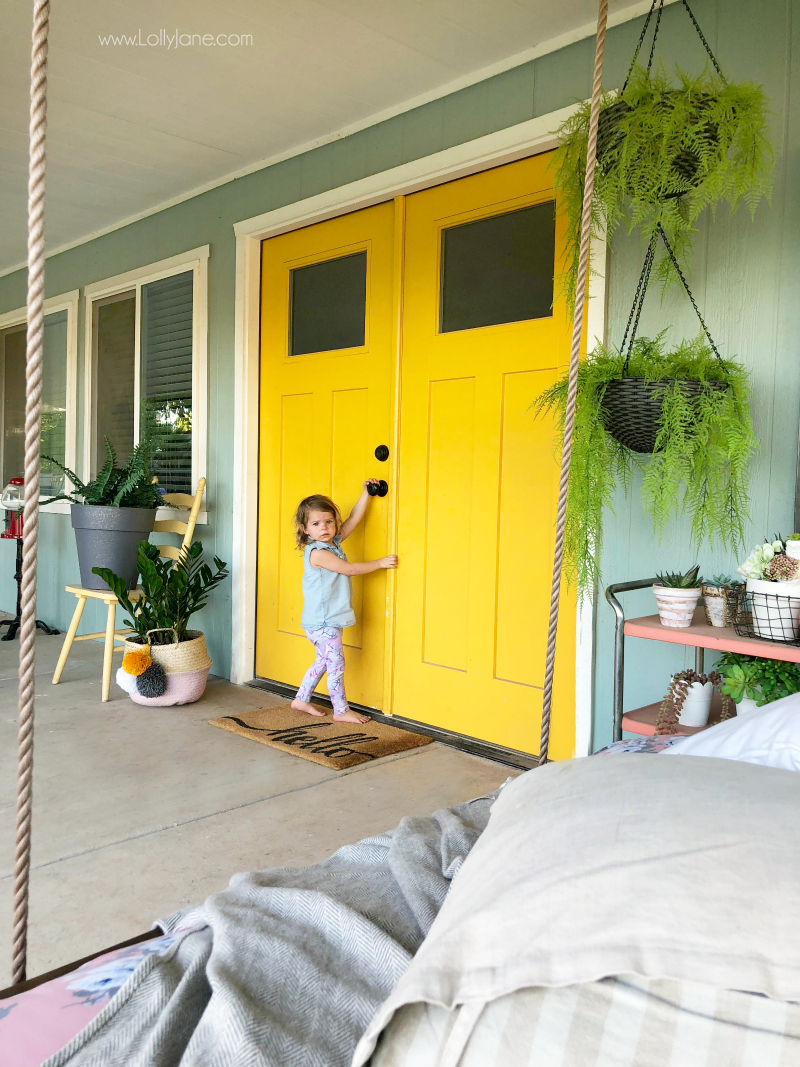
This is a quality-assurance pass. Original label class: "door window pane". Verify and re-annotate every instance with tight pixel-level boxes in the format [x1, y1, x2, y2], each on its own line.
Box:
[1, 311, 68, 493]
[141, 272, 193, 494]
[440, 203, 555, 333]
[290, 251, 366, 356]
[94, 292, 136, 469]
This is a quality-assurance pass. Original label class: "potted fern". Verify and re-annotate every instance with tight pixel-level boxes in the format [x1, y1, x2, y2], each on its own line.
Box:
[554, 65, 772, 312]
[94, 540, 228, 705]
[533, 334, 757, 595]
[43, 438, 166, 591]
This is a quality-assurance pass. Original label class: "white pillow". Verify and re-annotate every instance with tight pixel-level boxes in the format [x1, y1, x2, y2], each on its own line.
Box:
[663, 690, 800, 771]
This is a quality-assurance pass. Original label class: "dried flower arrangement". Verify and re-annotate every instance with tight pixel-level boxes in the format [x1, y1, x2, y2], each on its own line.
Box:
[738, 538, 800, 583]
[654, 668, 733, 735]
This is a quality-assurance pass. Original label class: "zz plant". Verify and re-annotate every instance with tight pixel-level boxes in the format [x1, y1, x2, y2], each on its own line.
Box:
[93, 540, 229, 644]
[43, 438, 165, 509]
[554, 65, 772, 311]
[533, 333, 757, 596]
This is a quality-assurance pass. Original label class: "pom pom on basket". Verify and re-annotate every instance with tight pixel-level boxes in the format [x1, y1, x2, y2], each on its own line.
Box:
[136, 662, 168, 698]
[122, 629, 212, 706]
[121, 649, 152, 676]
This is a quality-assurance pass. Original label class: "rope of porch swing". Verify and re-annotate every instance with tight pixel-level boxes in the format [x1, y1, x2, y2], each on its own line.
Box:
[11, 0, 49, 986]
[538, 0, 608, 764]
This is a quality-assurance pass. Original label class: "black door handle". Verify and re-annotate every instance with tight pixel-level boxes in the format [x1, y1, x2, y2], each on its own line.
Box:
[367, 480, 389, 497]
[374, 445, 389, 462]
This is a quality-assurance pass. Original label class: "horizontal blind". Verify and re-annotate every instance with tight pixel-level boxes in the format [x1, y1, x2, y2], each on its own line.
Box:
[141, 271, 193, 494]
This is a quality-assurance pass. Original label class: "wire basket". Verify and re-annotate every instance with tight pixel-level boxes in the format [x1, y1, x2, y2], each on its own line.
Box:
[733, 590, 800, 645]
[600, 378, 728, 454]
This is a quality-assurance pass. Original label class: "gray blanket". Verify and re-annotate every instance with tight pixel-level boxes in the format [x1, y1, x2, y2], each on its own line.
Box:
[45, 792, 498, 1067]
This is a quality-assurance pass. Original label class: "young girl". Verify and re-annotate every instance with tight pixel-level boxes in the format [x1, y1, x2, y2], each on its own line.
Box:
[291, 481, 398, 724]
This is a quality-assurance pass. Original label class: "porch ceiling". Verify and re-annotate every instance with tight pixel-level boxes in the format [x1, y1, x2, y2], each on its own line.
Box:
[1, 0, 634, 275]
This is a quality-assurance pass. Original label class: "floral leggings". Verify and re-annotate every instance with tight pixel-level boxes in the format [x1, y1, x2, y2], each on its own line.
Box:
[296, 626, 348, 715]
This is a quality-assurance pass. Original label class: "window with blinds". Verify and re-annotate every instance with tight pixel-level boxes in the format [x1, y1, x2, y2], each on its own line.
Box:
[140, 272, 193, 494]
[1, 310, 68, 493]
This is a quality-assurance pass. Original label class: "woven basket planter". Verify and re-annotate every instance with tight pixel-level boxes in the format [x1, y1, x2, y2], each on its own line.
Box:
[597, 94, 721, 200]
[123, 630, 211, 706]
[702, 585, 744, 628]
[600, 377, 728, 454]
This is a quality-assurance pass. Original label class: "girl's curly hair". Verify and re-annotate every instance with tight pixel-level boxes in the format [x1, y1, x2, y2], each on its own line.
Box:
[294, 494, 341, 549]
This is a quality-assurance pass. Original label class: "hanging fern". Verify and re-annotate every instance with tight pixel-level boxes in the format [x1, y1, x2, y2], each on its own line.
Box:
[533, 334, 757, 597]
[554, 65, 773, 312]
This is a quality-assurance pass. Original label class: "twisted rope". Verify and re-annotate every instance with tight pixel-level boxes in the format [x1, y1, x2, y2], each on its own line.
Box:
[538, 0, 608, 764]
[12, 0, 49, 987]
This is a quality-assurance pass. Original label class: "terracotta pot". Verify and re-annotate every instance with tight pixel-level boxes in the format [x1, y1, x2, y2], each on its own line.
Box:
[653, 584, 702, 629]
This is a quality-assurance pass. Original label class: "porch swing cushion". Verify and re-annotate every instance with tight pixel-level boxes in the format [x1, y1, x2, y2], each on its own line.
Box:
[354, 755, 800, 1064]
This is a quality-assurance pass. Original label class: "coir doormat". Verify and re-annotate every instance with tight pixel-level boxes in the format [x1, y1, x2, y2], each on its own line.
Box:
[209, 705, 432, 769]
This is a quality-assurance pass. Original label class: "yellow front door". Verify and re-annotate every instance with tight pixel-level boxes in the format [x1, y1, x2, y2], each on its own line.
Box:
[392, 155, 576, 759]
[256, 203, 396, 709]
[256, 155, 575, 758]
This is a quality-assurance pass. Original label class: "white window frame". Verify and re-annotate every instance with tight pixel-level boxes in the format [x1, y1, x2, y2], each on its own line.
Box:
[0, 290, 80, 516]
[83, 246, 209, 521]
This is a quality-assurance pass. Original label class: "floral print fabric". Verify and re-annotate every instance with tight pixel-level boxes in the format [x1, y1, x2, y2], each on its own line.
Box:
[0, 931, 181, 1067]
[296, 626, 349, 715]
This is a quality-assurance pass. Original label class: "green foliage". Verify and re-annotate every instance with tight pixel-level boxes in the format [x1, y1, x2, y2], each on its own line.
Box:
[42, 438, 166, 509]
[655, 565, 701, 588]
[703, 574, 740, 589]
[93, 540, 228, 643]
[716, 652, 800, 706]
[553, 65, 772, 312]
[532, 333, 757, 596]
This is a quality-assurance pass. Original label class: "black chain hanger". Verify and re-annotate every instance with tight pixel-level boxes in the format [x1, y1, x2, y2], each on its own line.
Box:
[622, 0, 725, 94]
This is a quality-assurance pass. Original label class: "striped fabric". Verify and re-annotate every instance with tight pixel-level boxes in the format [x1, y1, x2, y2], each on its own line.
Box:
[370, 976, 800, 1067]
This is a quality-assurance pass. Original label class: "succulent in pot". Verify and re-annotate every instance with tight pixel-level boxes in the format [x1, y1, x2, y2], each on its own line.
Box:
[716, 652, 800, 714]
[654, 667, 732, 734]
[93, 540, 228, 706]
[43, 438, 168, 591]
[737, 538, 800, 642]
[652, 566, 702, 629]
[701, 574, 745, 628]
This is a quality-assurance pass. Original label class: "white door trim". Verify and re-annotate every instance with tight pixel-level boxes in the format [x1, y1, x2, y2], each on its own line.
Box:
[231, 106, 605, 757]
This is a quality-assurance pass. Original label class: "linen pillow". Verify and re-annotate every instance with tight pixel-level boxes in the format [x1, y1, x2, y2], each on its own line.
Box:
[663, 690, 800, 770]
[354, 756, 800, 1065]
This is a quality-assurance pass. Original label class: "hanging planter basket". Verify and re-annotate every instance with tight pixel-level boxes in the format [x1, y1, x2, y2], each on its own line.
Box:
[600, 377, 728, 454]
[596, 94, 721, 200]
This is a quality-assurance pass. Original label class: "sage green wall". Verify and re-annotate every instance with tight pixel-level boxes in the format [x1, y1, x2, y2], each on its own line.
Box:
[0, 1, 796, 746]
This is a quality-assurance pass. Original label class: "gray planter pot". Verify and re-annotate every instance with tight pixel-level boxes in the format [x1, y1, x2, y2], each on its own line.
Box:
[71, 504, 157, 590]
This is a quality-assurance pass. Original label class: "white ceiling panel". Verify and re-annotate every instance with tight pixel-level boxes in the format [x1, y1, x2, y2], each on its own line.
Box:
[0, 0, 638, 273]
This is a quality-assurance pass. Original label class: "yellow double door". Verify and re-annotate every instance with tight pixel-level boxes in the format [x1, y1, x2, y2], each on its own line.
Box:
[257, 154, 576, 759]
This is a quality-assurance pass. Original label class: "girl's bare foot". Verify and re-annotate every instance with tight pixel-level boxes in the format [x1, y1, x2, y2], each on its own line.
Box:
[291, 698, 326, 717]
[333, 708, 371, 724]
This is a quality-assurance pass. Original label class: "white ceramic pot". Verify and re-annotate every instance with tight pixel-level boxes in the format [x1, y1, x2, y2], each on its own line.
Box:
[745, 577, 800, 642]
[653, 585, 702, 629]
[785, 541, 800, 560]
[736, 695, 760, 714]
[678, 680, 713, 727]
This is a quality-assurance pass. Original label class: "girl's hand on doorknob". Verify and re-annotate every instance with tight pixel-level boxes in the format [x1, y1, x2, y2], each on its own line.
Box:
[379, 555, 399, 569]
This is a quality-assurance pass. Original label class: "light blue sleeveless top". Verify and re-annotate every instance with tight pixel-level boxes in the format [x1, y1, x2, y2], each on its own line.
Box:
[301, 536, 356, 631]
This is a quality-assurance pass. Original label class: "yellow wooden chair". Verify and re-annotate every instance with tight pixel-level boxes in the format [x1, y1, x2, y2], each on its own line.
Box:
[52, 478, 206, 702]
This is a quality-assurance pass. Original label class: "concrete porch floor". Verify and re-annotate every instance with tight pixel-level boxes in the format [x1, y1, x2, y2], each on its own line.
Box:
[0, 625, 517, 987]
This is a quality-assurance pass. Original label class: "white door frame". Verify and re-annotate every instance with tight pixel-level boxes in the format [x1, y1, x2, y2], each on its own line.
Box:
[231, 105, 606, 756]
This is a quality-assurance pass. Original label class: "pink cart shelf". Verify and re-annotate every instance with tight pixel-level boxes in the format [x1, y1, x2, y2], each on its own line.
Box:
[606, 579, 800, 741]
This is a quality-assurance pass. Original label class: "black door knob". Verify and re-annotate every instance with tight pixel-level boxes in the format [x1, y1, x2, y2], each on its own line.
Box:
[367, 480, 389, 497]
[374, 445, 389, 462]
